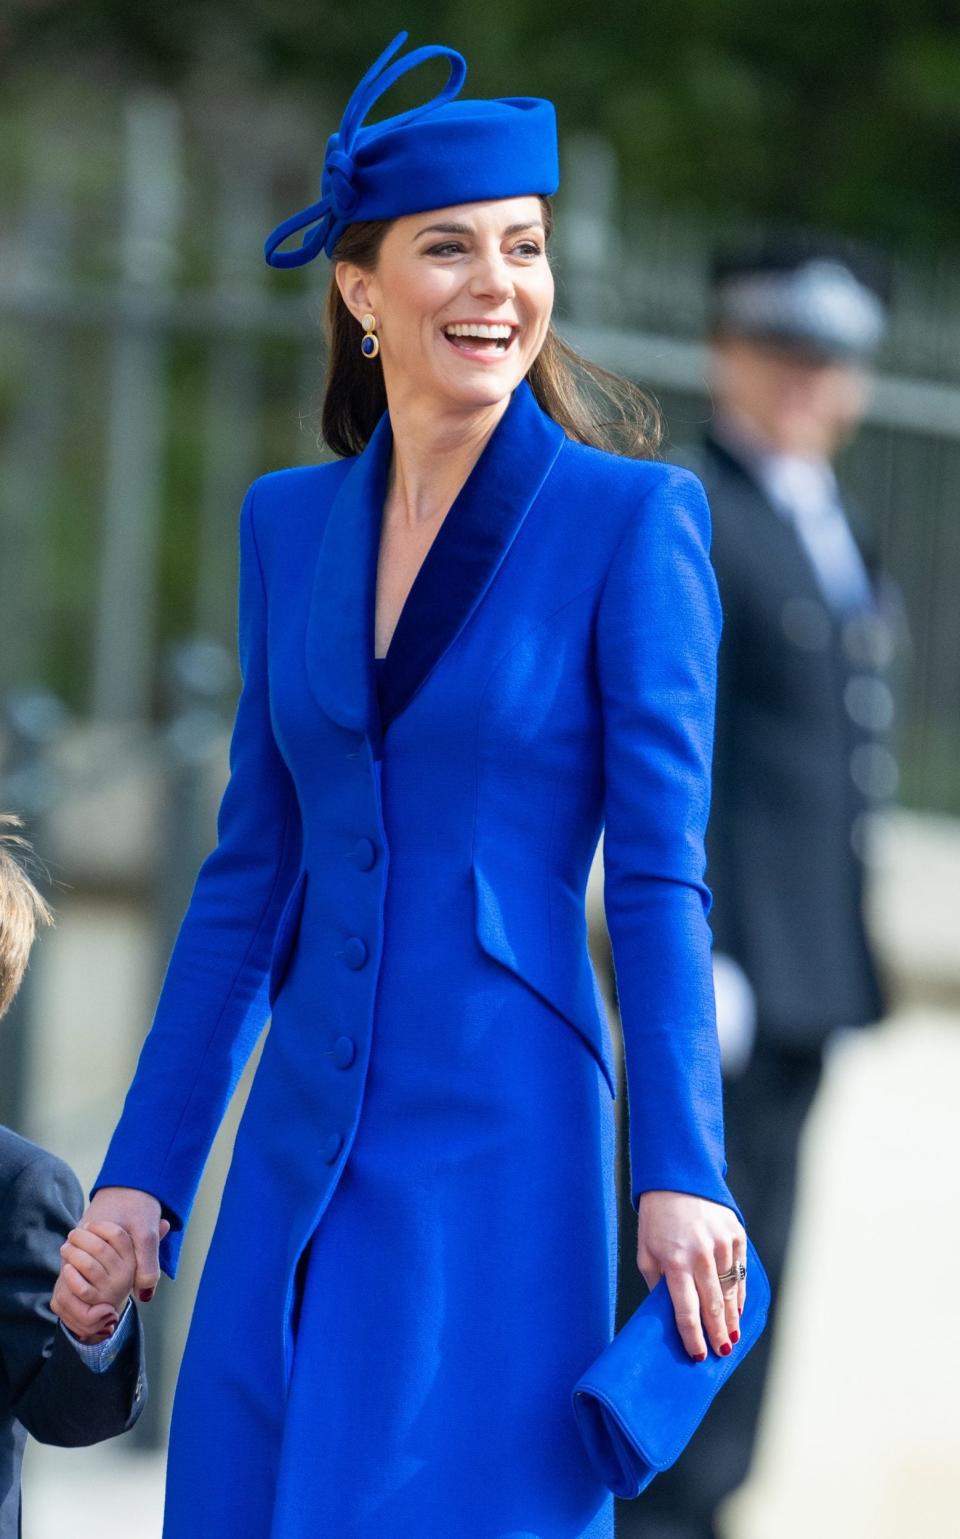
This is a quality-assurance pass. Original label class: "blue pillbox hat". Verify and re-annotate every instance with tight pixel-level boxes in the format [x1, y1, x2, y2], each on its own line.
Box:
[264, 30, 560, 268]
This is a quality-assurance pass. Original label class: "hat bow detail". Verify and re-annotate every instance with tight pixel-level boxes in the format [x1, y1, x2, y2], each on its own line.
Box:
[264, 30, 467, 269]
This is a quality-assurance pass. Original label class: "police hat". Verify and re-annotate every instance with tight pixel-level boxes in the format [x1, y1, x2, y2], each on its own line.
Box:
[708, 233, 891, 360]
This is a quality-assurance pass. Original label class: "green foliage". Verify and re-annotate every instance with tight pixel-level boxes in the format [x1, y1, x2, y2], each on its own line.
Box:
[4, 0, 958, 252]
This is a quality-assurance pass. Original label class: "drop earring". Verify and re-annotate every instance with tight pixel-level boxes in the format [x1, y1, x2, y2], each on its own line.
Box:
[360, 313, 380, 359]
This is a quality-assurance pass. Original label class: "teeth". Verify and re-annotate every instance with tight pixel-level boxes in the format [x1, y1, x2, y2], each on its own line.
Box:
[444, 323, 514, 340]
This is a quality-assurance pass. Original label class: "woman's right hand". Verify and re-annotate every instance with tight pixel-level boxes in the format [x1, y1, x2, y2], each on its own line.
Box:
[51, 1187, 171, 1338]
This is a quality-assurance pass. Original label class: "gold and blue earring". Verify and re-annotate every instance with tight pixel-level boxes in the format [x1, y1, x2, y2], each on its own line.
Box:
[360, 313, 380, 359]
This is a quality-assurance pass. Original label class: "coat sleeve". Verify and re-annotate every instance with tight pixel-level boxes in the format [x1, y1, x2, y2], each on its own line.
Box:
[1, 1153, 145, 1445]
[92, 479, 304, 1278]
[701, 497, 747, 963]
[595, 466, 742, 1221]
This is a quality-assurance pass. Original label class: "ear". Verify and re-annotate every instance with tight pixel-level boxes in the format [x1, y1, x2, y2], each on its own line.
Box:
[335, 261, 377, 325]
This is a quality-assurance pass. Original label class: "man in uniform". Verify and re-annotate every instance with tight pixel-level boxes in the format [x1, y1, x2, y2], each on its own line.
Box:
[616, 235, 906, 1539]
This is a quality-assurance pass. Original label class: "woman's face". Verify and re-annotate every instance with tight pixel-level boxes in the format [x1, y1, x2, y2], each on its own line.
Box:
[336, 196, 554, 415]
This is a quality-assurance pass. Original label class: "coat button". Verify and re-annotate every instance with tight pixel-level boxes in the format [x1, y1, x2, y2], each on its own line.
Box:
[332, 1035, 356, 1069]
[844, 675, 894, 731]
[849, 743, 898, 799]
[321, 1131, 344, 1164]
[342, 936, 368, 970]
[351, 836, 378, 870]
[780, 595, 830, 651]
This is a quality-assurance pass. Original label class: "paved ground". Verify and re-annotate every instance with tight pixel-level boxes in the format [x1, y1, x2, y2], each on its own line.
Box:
[724, 1009, 960, 1539]
[24, 1006, 960, 1538]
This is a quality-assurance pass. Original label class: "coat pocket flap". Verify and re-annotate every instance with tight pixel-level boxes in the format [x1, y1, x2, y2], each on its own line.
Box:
[268, 868, 309, 1007]
[471, 856, 616, 1096]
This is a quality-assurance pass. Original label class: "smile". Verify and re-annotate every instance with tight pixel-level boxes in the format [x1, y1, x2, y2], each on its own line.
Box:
[442, 322, 519, 359]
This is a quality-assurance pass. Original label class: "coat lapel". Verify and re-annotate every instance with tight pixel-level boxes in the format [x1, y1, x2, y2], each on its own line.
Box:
[379, 379, 566, 727]
[305, 379, 567, 739]
[304, 409, 392, 737]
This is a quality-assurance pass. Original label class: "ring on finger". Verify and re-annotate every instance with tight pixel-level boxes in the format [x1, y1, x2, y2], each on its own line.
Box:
[717, 1260, 747, 1287]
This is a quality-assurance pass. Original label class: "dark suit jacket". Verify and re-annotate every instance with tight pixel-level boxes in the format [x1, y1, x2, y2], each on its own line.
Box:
[0, 1127, 145, 1539]
[693, 431, 898, 1047]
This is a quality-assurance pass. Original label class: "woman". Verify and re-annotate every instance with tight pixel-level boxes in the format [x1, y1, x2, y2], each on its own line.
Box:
[61, 33, 746, 1539]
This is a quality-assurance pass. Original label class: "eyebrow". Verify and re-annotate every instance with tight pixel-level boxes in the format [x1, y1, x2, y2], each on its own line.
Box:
[412, 220, 545, 241]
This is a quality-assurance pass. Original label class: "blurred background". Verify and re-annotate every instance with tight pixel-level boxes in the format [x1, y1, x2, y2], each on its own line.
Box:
[2, 3, 959, 1536]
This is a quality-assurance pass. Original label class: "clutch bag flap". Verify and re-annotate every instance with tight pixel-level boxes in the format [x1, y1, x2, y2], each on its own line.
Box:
[572, 1236, 770, 1498]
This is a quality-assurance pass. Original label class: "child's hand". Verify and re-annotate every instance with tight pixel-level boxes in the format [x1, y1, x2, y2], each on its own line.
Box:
[51, 1221, 137, 1345]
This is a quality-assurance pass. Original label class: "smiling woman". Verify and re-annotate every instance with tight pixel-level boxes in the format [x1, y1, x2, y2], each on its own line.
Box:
[322, 195, 663, 459]
[77, 29, 748, 1539]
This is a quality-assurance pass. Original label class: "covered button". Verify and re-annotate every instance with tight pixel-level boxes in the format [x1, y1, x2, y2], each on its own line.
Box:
[351, 836, 378, 870]
[332, 1035, 357, 1069]
[342, 936, 369, 970]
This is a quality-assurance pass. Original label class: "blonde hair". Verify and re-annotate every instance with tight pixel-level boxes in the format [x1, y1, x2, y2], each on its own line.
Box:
[0, 814, 54, 1019]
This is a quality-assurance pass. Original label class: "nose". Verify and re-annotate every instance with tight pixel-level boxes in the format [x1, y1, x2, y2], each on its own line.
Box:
[468, 250, 515, 305]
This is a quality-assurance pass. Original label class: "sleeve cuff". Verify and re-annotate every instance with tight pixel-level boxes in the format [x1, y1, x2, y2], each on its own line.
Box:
[60, 1298, 134, 1373]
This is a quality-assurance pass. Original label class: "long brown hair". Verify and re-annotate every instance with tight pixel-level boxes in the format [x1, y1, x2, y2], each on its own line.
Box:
[321, 197, 662, 460]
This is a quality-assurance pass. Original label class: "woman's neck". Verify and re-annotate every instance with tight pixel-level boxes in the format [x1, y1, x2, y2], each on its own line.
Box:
[384, 388, 512, 530]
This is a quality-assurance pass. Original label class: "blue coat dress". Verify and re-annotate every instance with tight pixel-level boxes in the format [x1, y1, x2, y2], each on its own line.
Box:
[93, 378, 739, 1539]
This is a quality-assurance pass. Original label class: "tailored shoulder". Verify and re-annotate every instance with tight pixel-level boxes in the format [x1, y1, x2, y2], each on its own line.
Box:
[559, 441, 708, 532]
[0, 1128, 80, 1211]
[560, 438, 705, 504]
[245, 459, 353, 561]
[248, 458, 353, 513]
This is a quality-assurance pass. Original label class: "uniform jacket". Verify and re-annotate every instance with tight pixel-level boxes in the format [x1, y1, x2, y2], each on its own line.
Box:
[696, 431, 899, 1045]
[0, 1128, 145, 1539]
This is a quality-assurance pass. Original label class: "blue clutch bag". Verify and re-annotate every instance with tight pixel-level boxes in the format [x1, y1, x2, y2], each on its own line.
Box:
[571, 1237, 770, 1498]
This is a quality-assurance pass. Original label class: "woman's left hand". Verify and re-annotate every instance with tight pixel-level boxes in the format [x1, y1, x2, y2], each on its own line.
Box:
[637, 1190, 747, 1361]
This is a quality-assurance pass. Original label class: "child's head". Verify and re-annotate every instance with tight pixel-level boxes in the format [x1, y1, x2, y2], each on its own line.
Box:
[0, 814, 53, 1019]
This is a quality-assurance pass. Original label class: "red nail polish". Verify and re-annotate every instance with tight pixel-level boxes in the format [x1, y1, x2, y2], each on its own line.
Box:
[138, 1289, 154, 1303]
[720, 1342, 732, 1356]
[694, 1351, 707, 1363]
[730, 1329, 740, 1344]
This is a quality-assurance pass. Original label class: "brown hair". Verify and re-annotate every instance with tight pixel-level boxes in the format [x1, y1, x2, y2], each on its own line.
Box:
[0, 814, 53, 1019]
[321, 197, 662, 460]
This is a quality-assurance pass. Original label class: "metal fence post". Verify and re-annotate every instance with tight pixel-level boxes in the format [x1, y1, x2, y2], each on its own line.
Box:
[1, 132, 72, 691]
[90, 94, 182, 722]
[555, 132, 622, 326]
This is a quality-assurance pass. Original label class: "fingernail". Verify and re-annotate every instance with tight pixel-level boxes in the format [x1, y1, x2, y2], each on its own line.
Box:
[694, 1351, 707, 1363]
[719, 1341, 732, 1356]
[730, 1329, 740, 1344]
[138, 1289, 154, 1303]
[738, 1303, 743, 1315]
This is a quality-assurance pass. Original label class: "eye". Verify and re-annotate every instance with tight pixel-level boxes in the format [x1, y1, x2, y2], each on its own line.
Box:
[512, 241, 543, 258]
[425, 241, 467, 257]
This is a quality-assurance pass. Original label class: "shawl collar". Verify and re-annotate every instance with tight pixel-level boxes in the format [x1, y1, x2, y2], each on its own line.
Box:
[305, 378, 567, 739]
